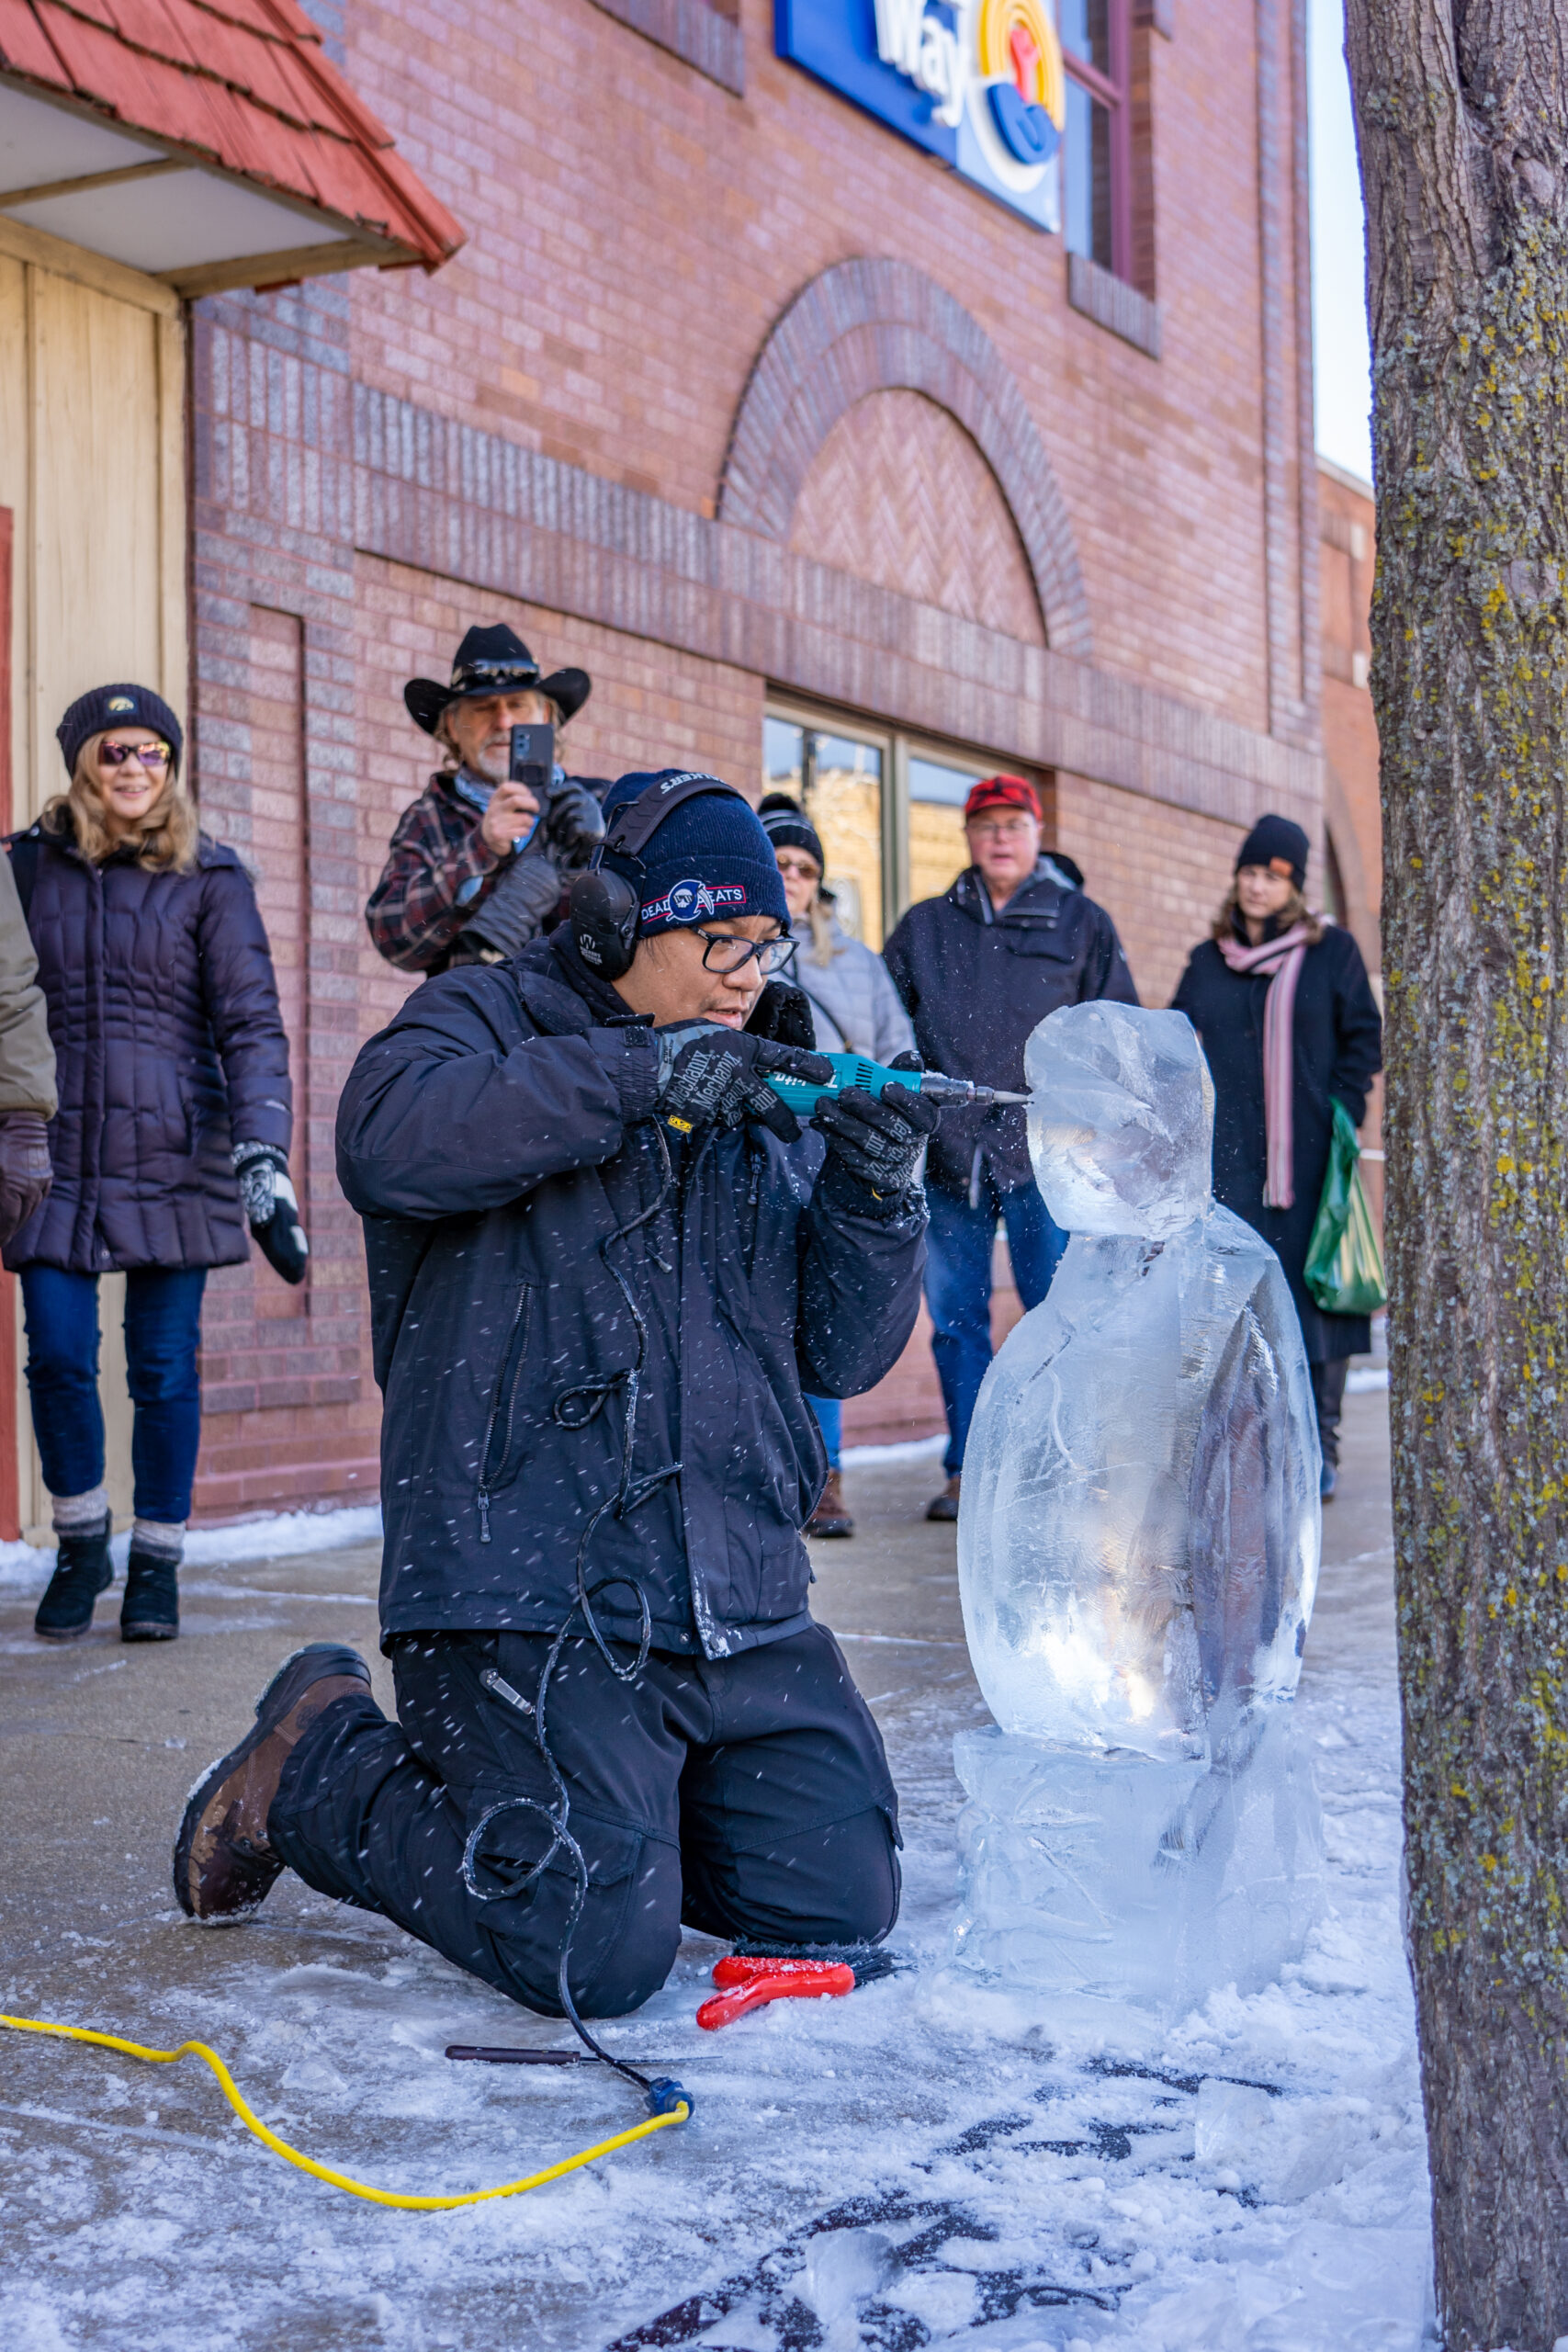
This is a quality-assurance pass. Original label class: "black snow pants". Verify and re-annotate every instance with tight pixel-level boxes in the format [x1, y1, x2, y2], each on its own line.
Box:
[268, 1622, 901, 2018]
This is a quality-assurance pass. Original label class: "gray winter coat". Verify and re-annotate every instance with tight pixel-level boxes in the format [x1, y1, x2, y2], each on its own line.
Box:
[0, 851, 55, 1118]
[790, 911, 916, 1063]
[6, 820, 291, 1272]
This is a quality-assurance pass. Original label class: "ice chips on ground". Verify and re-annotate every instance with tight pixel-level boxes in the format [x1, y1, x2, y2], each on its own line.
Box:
[953, 1003, 1324, 2007]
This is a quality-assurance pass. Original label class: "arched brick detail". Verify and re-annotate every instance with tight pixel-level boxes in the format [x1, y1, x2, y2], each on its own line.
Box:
[719, 257, 1092, 658]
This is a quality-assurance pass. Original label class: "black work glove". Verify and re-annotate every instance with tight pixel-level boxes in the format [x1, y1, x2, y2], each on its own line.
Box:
[654, 1023, 831, 1145]
[813, 1050, 939, 1210]
[0, 1110, 51, 1245]
[454, 851, 564, 961]
[745, 979, 818, 1051]
[536, 774, 606, 867]
[232, 1143, 309, 1284]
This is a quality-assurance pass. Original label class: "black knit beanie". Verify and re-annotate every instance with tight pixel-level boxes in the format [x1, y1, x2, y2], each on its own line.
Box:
[600, 771, 789, 935]
[758, 793, 825, 874]
[58, 684, 184, 777]
[1235, 814, 1309, 889]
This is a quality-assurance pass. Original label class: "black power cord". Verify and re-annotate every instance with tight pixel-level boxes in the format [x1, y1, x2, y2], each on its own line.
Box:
[457, 1125, 691, 2120]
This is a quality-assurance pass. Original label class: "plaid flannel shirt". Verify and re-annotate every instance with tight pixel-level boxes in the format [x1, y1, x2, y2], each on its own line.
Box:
[366, 772, 509, 973]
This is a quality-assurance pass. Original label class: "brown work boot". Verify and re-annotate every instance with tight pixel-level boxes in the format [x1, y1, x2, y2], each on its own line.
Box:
[806, 1468, 854, 1539]
[174, 1644, 372, 1923]
[925, 1474, 961, 1523]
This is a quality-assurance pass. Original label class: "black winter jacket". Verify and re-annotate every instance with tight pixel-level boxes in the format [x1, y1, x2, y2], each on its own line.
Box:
[883, 865, 1139, 1197]
[336, 933, 927, 1657]
[1171, 922, 1383, 1360]
[6, 820, 291, 1273]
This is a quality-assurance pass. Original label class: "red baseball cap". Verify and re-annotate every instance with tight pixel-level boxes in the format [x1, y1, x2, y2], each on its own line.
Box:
[964, 774, 1041, 821]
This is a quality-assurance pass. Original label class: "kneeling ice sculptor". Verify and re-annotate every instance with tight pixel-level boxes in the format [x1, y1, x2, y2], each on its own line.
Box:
[953, 1001, 1325, 2005]
[174, 770, 941, 2026]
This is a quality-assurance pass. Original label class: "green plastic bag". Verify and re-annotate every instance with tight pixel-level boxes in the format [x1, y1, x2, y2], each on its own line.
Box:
[1304, 1098, 1387, 1316]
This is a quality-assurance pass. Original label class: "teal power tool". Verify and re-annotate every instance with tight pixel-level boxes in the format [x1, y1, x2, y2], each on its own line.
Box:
[765, 1051, 1029, 1119]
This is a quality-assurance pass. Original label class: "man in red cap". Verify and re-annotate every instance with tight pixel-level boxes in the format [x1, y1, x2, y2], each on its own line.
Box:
[884, 775, 1138, 1519]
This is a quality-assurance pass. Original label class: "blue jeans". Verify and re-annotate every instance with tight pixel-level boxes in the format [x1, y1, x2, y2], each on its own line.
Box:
[924, 1179, 1067, 1475]
[20, 1265, 209, 1521]
[807, 1395, 841, 1470]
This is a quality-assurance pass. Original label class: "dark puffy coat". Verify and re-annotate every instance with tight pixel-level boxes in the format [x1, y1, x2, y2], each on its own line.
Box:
[1170, 922, 1383, 1361]
[883, 864, 1139, 1196]
[336, 933, 926, 1657]
[6, 820, 291, 1273]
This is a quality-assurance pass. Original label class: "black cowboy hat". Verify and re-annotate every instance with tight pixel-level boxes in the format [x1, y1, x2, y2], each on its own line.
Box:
[403, 623, 592, 735]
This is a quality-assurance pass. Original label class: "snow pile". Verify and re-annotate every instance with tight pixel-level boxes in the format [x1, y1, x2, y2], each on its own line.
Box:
[0, 1502, 382, 1592]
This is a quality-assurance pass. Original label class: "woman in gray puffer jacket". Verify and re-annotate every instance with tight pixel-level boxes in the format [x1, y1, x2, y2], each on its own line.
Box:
[12, 684, 304, 1646]
[760, 795, 915, 1539]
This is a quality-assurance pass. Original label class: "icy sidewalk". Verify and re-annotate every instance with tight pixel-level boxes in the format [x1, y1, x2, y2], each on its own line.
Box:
[0, 1388, 1427, 2351]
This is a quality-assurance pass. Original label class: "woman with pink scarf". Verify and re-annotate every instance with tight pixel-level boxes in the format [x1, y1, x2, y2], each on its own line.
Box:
[1171, 815, 1382, 1499]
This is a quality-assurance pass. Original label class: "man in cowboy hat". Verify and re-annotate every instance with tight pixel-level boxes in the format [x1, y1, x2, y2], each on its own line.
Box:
[367, 623, 607, 972]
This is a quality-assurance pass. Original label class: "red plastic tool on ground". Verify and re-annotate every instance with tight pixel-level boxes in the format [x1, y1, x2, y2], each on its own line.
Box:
[696, 1953, 856, 2031]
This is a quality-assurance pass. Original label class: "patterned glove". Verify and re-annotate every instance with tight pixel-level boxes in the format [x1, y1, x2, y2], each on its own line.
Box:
[232, 1142, 309, 1285]
[812, 1050, 940, 1208]
[0, 1110, 51, 1246]
[654, 1023, 831, 1145]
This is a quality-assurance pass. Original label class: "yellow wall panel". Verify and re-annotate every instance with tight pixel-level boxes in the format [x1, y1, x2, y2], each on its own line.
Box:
[28, 270, 165, 820]
[6, 255, 187, 1539]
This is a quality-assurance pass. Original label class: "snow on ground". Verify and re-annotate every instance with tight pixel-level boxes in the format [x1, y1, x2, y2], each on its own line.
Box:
[0, 1412, 1428, 2350]
[0, 1506, 387, 1591]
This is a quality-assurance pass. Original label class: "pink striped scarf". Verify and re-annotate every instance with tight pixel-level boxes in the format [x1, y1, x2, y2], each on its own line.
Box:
[1215, 921, 1315, 1209]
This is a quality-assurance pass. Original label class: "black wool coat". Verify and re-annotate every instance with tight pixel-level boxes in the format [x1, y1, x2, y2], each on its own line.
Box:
[336, 933, 926, 1658]
[1170, 922, 1383, 1361]
[5, 820, 292, 1273]
[883, 864, 1139, 1198]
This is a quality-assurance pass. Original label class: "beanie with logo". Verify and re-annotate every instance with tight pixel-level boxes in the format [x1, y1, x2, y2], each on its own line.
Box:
[601, 771, 789, 937]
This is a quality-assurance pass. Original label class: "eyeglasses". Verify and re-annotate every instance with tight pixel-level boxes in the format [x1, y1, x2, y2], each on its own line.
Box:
[98, 741, 171, 770]
[696, 930, 797, 977]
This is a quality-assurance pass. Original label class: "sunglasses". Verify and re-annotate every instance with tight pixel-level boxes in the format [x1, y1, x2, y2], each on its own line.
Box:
[98, 741, 171, 770]
[696, 930, 797, 978]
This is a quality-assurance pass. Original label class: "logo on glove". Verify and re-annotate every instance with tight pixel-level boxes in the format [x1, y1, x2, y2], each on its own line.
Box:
[642, 877, 747, 927]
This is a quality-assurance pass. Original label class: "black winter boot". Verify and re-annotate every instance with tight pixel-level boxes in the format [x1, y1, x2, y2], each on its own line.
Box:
[34, 1518, 114, 1643]
[121, 1547, 179, 1642]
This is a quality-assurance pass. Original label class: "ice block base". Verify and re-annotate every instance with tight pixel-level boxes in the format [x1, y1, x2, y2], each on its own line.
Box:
[951, 1713, 1324, 2010]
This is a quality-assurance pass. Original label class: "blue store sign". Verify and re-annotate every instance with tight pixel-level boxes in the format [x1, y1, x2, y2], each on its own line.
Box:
[775, 0, 1066, 233]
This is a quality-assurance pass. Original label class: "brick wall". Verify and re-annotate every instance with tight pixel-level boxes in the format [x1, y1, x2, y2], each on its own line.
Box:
[1316, 458, 1382, 970]
[179, 0, 1324, 1517]
[1056, 774, 1242, 1012]
[356, 560, 766, 821]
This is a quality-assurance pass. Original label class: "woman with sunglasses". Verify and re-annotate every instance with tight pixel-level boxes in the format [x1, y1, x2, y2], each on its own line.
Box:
[9, 684, 304, 1644]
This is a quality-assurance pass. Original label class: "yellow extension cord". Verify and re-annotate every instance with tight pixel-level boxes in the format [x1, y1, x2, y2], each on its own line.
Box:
[0, 2012, 689, 2210]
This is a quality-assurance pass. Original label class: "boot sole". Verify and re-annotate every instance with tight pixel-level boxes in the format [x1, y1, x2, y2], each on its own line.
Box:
[173, 1642, 371, 1922]
[122, 1623, 179, 1643]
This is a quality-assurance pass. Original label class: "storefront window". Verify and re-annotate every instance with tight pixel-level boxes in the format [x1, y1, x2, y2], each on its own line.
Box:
[763, 716, 885, 946]
[908, 754, 984, 910]
[1062, 0, 1130, 282]
[764, 706, 1047, 939]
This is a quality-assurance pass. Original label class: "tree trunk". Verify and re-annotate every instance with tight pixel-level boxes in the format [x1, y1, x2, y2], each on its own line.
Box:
[1341, 4, 1568, 2342]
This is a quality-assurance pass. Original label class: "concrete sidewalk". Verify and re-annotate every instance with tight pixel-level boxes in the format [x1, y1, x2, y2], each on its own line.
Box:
[0, 1387, 1407, 2352]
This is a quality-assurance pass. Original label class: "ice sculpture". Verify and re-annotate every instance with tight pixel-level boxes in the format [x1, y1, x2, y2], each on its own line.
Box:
[951, 1001, 1324, 2007]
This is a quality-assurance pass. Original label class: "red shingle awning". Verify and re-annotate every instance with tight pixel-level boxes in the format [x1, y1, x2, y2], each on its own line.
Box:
[0, 0, 463, 289]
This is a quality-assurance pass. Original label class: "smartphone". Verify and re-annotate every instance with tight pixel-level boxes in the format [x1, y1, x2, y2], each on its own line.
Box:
[509, 723, 556, 799]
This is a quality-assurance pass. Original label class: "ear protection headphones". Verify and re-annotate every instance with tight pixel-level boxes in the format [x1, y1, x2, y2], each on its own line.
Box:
[569, 773, 743, 979]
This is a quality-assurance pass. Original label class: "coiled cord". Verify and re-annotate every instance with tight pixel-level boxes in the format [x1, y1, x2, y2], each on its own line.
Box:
[461, 1125, 688, 2114]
